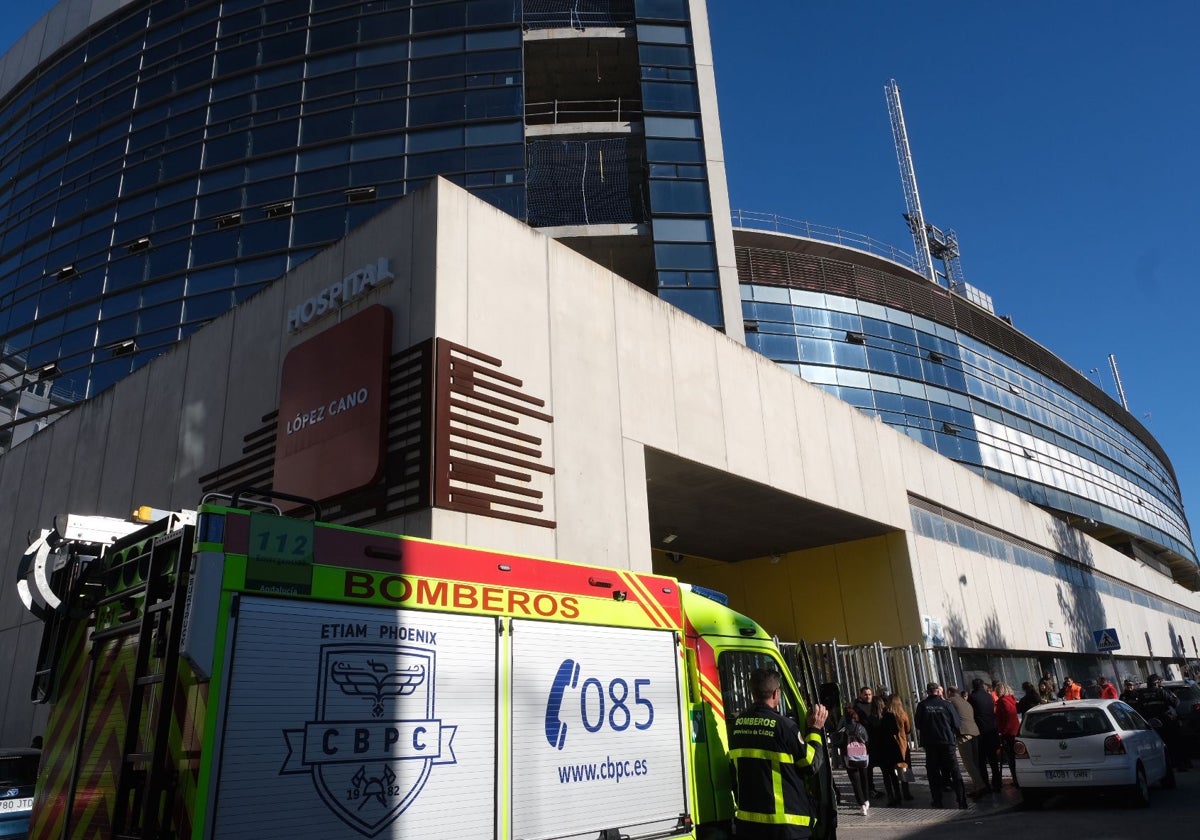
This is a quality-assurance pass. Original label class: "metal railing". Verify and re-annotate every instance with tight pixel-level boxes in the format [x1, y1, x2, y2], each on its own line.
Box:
[730, 209, 921, 274]
[780, 639, 963, 728]
[522, 0, 636, 29]
[526, 98, 640, 126]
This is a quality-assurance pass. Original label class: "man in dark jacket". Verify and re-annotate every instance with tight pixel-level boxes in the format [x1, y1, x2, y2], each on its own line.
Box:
[1017, 681, 1042, 715]
[914, 682, 967, 809]
[967, 678, 1002, 791]
[851, 686, 874, 724]
[729, 668, 830, 838]
[1130, 674, 1191, 771]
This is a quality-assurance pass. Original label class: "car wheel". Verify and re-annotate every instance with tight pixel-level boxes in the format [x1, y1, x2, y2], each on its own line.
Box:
[1161, 762, 1177, 790]
[1020, 789, 1044, 810]
[1128, 764, 1151, 808]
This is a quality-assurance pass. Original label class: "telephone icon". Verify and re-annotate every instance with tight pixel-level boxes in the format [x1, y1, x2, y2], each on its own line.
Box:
[544, 658, 580, 750]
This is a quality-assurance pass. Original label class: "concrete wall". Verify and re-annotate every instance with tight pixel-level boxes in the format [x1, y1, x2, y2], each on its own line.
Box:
[2, 180, 1200, 747]
[419, 182, 915, 574]
[687, 0, 743, 345]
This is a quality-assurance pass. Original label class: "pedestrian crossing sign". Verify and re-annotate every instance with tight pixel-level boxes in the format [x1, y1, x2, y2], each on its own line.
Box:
[1093, 627, 1121, 651]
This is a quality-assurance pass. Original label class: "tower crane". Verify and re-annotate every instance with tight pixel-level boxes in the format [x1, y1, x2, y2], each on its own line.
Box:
[884, 79, 965, 287]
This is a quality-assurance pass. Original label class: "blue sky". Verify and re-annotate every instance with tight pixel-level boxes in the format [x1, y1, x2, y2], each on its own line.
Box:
[707, 0, 1200, 520]
[2, 1, 1199, 524]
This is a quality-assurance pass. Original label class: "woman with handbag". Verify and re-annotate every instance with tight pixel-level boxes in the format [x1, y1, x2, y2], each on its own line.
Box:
[875, 694, 911, 806]
[841, 706, 871, 815]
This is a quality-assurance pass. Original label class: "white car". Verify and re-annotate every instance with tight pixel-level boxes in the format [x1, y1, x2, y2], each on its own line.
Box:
[1014, 699, 1174, 808]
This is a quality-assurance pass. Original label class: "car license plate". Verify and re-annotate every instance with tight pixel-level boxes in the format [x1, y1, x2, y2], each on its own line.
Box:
[1044, 769, 1091, 781]
[0, 797, 33, 812]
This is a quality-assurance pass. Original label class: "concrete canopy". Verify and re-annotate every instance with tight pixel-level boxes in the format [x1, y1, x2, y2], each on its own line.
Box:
[643, 447, 895, 563]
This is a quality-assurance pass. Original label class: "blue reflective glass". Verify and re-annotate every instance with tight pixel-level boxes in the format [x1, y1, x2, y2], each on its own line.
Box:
[658, 287, 722, 326]
[867, 347, 898, 375]
[465, 122, 521, 145]
[653, 243, 715, 270]
[644, 116, 701, 138]
[637, 24, 691, 44]
[757, 333, 798, 360]
[832, 342, 867, 367]
[649, 179, 709, 213]
[408, 125, 465, 152]
[653, 218, 712, 242]
[291, 207, 347, 247]
[635, 0, 690, 20]
[641, 81, 700, 113]
[465, 143, 523, 171]
[797, 337, 836, 364]
[895, 352, 923, 380]
[639, 44, 694, 67]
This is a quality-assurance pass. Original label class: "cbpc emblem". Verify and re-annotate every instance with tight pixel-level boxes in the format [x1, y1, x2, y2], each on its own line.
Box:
[282, 643, 458, 836]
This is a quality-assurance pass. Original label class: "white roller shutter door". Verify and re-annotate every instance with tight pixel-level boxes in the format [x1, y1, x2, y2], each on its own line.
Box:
[208, 597, 496, 839]
[510, 620, 688, 840]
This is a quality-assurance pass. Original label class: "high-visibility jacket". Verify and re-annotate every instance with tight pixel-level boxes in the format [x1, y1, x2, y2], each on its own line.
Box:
[728, 702, 822, 839]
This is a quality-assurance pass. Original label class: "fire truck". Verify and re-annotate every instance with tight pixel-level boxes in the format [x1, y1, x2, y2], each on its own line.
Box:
[16, 492, 835, 840]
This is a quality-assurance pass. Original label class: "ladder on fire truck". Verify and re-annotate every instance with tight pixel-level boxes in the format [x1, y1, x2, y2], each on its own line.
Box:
[92, 516, 196, 840]
[20, 510, 196, 840]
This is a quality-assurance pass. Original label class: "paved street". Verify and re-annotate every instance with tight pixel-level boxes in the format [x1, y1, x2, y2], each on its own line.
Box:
[834, 757, 1197, 838]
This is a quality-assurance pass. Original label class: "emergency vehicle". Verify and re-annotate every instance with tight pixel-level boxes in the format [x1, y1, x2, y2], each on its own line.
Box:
[16, 492, 835, 840]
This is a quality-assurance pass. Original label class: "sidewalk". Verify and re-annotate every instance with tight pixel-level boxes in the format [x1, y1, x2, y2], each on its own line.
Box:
[832, 746, 1022, 828]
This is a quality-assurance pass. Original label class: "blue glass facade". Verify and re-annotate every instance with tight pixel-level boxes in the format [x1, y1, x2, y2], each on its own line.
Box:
[637, 9, 724, 329]
[737, 231, 1197, 572]
[0, 0, 731, 419]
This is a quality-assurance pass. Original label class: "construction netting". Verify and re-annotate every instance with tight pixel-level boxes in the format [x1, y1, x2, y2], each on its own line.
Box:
[522, 0, 636, 29]
[526, 137, 645, 227]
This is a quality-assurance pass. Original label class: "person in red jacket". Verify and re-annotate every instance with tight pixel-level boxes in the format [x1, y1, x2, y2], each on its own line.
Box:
[1098, 676, 1120, 699]
[1060, 677, 1082, 700]
[995, 682, 1021, 786]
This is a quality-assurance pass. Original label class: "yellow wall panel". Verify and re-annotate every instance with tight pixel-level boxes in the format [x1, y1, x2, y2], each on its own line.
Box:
[653, 533, 920, 645]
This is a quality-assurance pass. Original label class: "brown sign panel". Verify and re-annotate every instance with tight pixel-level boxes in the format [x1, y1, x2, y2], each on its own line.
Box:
[275, 304, 392, 503]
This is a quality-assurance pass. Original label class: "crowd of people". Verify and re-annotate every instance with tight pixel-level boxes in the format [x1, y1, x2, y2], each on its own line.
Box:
[833, 671, 1194, 813]
[725, 666, 1193, 835]
[839, 686, 917, 814]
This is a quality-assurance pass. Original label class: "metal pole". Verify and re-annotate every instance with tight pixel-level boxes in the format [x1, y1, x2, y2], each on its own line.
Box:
[1108, 353, 1129, 411]
[1110, 651, 1121, 686]
[885, 79, 937, 283]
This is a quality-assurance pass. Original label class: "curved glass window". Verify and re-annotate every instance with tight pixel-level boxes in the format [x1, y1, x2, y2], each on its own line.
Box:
[743, 280, 1195, 567]
[0, 0, 526, 410]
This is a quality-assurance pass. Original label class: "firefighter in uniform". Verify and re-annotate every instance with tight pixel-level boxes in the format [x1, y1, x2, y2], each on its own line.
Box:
[728, 668, 829, 838]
